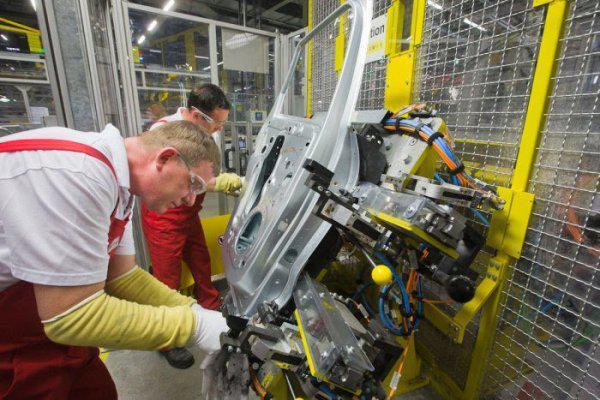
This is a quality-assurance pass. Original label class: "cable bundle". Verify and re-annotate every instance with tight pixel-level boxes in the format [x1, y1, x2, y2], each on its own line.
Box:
[383, 117, 492, 193]
[374, 252, 423, 337]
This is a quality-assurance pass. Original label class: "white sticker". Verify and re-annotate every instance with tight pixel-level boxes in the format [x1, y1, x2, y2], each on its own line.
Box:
[390, 371, 401, 390]
[366, 14, 387, 64]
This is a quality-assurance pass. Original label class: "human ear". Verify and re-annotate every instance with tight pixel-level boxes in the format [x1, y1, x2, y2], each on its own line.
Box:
[156, 147, 178, 171]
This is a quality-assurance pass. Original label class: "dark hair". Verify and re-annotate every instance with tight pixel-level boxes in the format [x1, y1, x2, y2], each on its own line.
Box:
[187, 83, 231, 113]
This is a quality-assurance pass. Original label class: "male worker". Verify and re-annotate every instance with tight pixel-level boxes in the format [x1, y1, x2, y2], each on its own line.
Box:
[0, 121, 228, 399]
[141, 84, 242, 369]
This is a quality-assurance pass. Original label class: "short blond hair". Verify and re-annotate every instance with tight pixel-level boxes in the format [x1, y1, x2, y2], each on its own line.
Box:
[141, 120, 221, 174]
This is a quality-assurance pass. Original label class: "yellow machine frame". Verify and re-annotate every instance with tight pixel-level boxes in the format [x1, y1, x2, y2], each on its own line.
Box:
[303, 0, 569, 398]
[0, 18, 43, 54]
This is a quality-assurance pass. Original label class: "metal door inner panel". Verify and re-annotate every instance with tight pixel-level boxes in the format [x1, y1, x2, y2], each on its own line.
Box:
[222, 0, 373, 318]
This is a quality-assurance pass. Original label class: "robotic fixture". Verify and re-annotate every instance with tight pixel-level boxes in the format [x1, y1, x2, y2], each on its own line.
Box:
[208, 0, 505, 398]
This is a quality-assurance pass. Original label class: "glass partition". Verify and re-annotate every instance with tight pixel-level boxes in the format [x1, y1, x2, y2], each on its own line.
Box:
[0, 2, 56, 131]
[128, 8, 212, 129]
[123, 4, 278, 215]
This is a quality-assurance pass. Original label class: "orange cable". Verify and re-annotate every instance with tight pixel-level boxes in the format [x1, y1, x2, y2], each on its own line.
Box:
[386, 334, 413, 400]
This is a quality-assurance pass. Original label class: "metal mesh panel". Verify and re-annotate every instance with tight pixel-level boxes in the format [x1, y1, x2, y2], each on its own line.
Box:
[310, 0, 340, 113]
[311, 0, 391, 112]
[483, 1, 600, 399]
[416, 0, 544, 187]
[416, 314, 483, 390]
[413, 0, 545, 390]
[356, 0, 391, 110]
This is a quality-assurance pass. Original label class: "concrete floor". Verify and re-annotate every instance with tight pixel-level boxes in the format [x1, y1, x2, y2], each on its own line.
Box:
[105, 348, 208, 400]
[105, 349, 441, 400]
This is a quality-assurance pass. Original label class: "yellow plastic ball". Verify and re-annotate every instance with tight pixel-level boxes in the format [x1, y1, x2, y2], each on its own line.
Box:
[372, 265, 393, 286]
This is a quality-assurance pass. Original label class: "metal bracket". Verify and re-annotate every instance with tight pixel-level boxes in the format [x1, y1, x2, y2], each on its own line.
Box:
[487, 187, 535, 259]
[423, 256, 510, 344]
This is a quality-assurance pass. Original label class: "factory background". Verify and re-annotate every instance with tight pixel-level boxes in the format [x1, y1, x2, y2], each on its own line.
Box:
[0, 1, 597, 399]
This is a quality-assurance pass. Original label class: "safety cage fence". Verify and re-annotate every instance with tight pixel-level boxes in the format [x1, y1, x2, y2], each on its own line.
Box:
[308, 0, 599, 399]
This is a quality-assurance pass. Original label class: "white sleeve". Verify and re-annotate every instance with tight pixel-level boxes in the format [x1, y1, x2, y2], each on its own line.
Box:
[0, 166, 116, 286]
[114, 217, 135, 256]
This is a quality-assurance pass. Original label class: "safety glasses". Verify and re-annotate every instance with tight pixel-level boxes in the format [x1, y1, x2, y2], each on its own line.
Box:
[176, 151, 207, 195]
[191, 106, 227, 127]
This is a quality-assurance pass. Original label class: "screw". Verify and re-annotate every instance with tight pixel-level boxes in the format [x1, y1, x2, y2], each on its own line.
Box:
[405, 206, 417, 218]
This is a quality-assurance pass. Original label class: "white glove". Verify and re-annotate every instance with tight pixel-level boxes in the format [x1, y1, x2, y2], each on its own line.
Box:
[188, 304, 228, 356]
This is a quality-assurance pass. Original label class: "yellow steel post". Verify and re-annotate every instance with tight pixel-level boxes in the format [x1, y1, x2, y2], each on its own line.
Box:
[184, 31, 196, 71]
[461, 1, 568, 399]
[384, 0, 427, 111]
[334, 1, 346, 75]
[512, 0, 568, 192]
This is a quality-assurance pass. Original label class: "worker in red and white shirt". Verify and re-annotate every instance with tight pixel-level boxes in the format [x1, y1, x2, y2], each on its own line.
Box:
[0, 121, 228, 399]
[141, 84, 242, 369]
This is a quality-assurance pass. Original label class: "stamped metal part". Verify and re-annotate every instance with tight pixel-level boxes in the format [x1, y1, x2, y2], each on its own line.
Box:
[222, 0, 374, 318]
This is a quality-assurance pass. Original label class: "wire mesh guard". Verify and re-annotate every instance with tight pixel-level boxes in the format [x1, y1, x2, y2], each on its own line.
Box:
[416, 0, 544, 187]
[356, 0, 392, 110]
[483, 1, 600, 399]
[309, 0, 599, 398]
[310, 0, 391, 113]
[310, 0, 341, 113]
[413, 0, 546, 391]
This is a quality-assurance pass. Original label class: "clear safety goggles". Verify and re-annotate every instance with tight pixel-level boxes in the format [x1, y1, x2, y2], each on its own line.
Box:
[177, 152, 207, 195]
[191, 106, 228, 128]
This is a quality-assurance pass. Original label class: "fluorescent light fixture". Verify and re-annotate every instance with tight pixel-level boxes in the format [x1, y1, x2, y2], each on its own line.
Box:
[463, 18, 487, 32]
[202, 61, 223, 71]
[137, 35, 146, 45]
[163, 0, 175, 11]
[225, 33, 257, 50]
[147, 20, 157, 32]
[0, 34, 7, 41]
[149, 49, 162, 53]
[195, 55, 209, 59]
[0, 96, 10, 103]
[31, 0, 37, 12]
[427, 1, 443, 10]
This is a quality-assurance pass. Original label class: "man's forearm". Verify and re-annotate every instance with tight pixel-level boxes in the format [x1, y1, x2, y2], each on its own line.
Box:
[43, 290, 195, 350]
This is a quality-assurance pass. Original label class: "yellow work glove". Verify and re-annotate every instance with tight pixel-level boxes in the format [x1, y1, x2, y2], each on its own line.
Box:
[214, 172, 243, 195]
